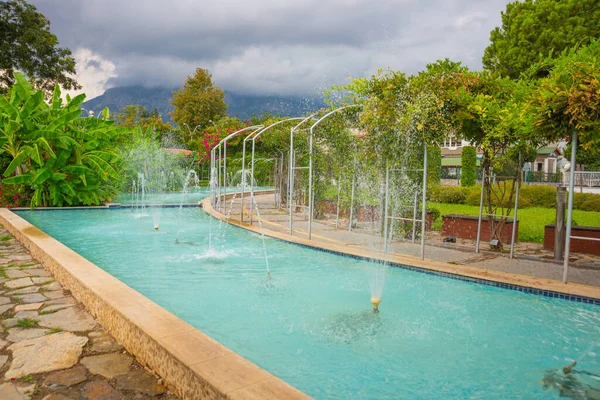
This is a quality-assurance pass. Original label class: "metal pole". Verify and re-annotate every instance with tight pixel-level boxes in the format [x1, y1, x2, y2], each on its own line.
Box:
[563, 132, 577, 284]
[384, 166, 390, 253]
[250, 138, 257, 224]
[218, 145, 222, 210]
[420, 143, 428, 260]
[273, 158, 278, 204]
[289, 144, 294, 235]
[240, 139, 248, 222]
[307, 125, 314, 240]
[509, 153, 521, 259]
[555, 186, 567, 260]
[210, 148, 214, 206]
[279, 152, 284, 208]
[475, 169, 486, 253]
[411, 191, 418, 244]
[223, 141, 227, 209]
[335, 174, 342, 229]
[349, 170, 356, 231]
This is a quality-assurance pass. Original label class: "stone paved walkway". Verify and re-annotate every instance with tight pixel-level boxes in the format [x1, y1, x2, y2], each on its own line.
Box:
[0, 227, 178, 400]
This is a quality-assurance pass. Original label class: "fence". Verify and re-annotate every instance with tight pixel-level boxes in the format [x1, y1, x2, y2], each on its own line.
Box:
[524, 171, 562, 185]
[563, 171, 600, 188]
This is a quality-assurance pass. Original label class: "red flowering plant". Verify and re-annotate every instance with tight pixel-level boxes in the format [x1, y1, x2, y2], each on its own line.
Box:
[0, 184, 32, 208]
[192, 117, 252, 164]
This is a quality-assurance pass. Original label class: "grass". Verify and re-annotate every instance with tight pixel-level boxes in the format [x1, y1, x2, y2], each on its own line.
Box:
[0, 235, 12, 241]
[46, 327, 62, 334]
[429, 202, 600, 243]
[38, 310, 55, 315]
[0, 268, 6, 278]
[16, 318, 39, 329]
[19, 375, 35, 383]
[18, 262, 37, 268]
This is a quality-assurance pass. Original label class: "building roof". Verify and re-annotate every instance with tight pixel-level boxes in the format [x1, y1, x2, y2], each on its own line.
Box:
[537, 146, 562, 156]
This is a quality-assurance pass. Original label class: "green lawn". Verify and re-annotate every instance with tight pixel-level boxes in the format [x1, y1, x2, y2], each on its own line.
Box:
[429, 202, 600, 243]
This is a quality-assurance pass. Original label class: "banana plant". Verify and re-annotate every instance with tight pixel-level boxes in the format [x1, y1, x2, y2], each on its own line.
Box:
[0, 72, 128, 207]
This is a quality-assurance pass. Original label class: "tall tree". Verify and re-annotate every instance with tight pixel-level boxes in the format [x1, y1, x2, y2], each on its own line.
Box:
[170, 68, 227, 140]
[527, 39, 600, 150]
[0, 0, 79, 94]
[114, 105, 174, 142]
[483, 0, 600, 79]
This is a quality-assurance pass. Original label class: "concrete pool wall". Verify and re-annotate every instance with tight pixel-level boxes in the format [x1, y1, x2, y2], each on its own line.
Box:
[0, 208, 309, 400]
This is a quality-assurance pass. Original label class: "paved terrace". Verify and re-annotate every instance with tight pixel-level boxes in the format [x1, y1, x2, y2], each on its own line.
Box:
[215, 192, 600, 289]
[0, 226, 176, 400]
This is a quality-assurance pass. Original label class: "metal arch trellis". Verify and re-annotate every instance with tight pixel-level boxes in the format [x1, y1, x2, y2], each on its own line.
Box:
[307, 106, 361, 239]
[382, 142, 429, 260]
[288, 113, 319, 236]
[210, 125, 263, 211]
[239, 118, 305, 223]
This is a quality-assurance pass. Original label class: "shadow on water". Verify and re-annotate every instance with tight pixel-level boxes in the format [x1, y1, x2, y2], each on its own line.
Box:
[321, 310, 385, 344]
[542, 369, 600, 399]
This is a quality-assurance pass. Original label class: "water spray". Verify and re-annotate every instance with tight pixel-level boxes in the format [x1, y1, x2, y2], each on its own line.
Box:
[563, 338, 600, 374]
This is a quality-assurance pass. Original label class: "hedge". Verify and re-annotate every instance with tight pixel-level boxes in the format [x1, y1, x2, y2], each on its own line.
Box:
[461, 146, 477, 187]
[428, 184, 600, 212]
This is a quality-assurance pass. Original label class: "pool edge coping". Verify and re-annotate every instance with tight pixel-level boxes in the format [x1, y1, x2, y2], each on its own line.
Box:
[202, 197, 600, 304]
[0, 207, 310, 400]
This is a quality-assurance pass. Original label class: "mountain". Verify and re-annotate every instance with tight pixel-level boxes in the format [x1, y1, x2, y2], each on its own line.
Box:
[81, 86, 326, 122]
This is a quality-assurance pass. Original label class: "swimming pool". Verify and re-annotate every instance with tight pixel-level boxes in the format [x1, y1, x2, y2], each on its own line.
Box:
[17, 206, 600, 399]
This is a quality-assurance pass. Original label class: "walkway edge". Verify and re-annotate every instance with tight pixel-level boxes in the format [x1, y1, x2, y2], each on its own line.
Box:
[0, 208, 310, 400]
[203, 197, 600, 303]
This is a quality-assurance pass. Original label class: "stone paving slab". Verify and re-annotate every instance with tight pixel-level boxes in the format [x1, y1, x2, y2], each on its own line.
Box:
[0, 226, 178, 399]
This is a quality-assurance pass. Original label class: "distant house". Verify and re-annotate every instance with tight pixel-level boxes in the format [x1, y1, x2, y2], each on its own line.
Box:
[526, 146, 562, 174]
[440, 135, 482, 181]
[439, 135, 565, 184]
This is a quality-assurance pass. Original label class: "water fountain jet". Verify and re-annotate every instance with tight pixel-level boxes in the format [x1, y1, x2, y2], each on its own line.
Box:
[370, 297, 381, 313]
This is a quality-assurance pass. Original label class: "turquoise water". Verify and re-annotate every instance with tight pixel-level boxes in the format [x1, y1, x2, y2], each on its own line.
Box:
[17, 207, 600, 399]
[114, 187, 272, 205]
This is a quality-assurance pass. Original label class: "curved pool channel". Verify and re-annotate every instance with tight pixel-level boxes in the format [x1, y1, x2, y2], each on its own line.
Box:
[16, 206, 600, 399]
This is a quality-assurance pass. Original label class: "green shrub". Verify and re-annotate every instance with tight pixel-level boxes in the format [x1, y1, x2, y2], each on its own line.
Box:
[461, 146, 477, 187]
[465, 191, 481, 206]
[427, 207, 441, 221]
[429, 186, 475, 204]
[519, 185, 557, 208]
[579, 197, 600, 212]
[427, 146, 442, 186]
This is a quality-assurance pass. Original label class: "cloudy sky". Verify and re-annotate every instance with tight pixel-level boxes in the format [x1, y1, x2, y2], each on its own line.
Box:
[30, 0, 510, 99]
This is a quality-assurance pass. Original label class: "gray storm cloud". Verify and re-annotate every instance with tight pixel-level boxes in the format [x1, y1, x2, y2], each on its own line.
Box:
[29, 0, 510, 97]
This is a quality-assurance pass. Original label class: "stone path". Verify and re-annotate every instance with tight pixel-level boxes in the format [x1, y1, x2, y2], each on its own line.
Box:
[0, 227, 178, 400]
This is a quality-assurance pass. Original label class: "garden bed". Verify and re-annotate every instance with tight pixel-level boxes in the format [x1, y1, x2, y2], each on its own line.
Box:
[442, 214, 519, 244]
[544, 224, 600, 256]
